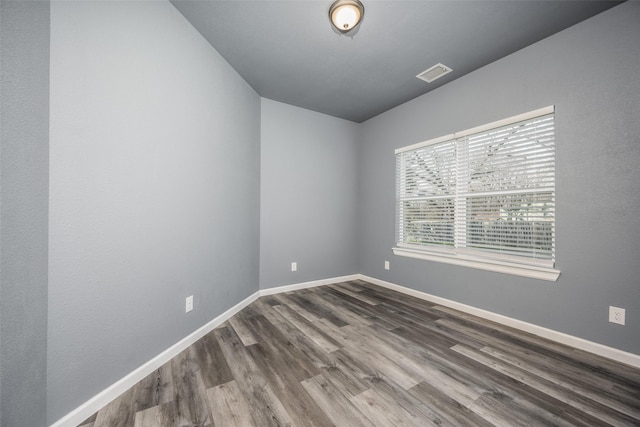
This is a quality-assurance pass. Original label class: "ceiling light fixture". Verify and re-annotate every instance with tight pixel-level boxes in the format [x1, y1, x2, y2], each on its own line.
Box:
[329, 0, 365, 34]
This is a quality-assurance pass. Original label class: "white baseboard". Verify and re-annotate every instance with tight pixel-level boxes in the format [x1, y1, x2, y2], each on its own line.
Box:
[358, 274, 640, 369]
[259, 274, 361, 296]
[50, 290, 261, 427]
[52, 274, 358, 426]
[52, 273, 640, 426]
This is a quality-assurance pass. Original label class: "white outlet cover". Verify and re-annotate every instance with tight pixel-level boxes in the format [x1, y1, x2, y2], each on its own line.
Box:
[291, 262, 297, 272]
[186, 295, 194, 313]
[384, 261, 390, 270]
[609, 306, 625, 325]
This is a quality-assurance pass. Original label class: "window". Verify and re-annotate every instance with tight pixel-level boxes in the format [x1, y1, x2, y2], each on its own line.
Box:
[394, 106, 560, 281]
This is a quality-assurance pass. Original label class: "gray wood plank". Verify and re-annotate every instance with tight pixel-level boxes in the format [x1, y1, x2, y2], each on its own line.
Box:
[131, 363, 174, 413]
[307, 287, 375, 327]
[273, 293, 323, 323]
[228, 315, 261, 347]
[408, 381, 495, 427]
[191, 330, 234, 389]
[244, 315, 321, 381]
[320, 287, 409, 330]
[323, 348, 386, 398]
[333, 280, 370, 293]
[301, 374, 375, 427]
[171, 349, 214, 426]
[337, 333, 422, 390]
[272, 304, 341, 353]
[326, 284, 380, 305]
[286, 293, 349, 327]
[93, 387, 136, 427]
[359, 368, 469, 427]
[207, 380, 256, 427]
[350, 388, 428, 427]
[214, 325, 295, 427]
[132, 406, 163, 427]
[246, 343, 335, 427]
[255, 303, 339, 370]
[78, 413, 97, 426]
[133, 403, 176, 427]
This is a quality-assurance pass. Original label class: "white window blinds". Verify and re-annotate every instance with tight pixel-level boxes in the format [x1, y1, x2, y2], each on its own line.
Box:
[396, 106, 555, 269]
[397, 140, 457, 247]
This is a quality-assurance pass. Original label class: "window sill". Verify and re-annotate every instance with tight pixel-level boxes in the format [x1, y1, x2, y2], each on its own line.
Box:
[392, 247, 560, 282]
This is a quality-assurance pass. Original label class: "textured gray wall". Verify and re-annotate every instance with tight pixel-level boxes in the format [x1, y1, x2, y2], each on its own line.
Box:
[0, 1, 50, 425]
[260, 99, 360, 288]
[47, 1, 260, 423]
[358, 2, 640, 354]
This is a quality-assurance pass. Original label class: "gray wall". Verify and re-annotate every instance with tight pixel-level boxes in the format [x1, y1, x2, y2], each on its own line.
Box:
[260, 99, 359, 289]
[358, 1, 640, 354]
[47, 1, 260, 423]
[0, 1, 50, 425]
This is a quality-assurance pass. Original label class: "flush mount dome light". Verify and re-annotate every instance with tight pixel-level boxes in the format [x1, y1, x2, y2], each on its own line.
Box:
[329, 0, 364, 33]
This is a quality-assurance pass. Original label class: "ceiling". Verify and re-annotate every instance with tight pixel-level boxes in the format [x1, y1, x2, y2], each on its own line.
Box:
[171, 0, 622, 123]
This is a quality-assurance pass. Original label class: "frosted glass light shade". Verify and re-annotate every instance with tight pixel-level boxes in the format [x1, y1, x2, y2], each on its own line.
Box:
[329, 0, 364, 33]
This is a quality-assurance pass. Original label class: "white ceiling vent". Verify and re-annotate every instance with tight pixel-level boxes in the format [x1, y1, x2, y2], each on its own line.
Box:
[416, 63, 452, 83]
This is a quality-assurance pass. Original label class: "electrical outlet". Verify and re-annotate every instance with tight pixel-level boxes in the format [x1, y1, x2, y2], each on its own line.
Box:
[384, 260, 390, 270]
[609, 306, 625, 325]
[186, 295, 193, 313]
[291, 262, 297, 272]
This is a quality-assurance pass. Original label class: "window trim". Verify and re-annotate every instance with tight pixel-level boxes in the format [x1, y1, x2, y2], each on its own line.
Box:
[395, 106, 554, 155]
[393, 106, 560, 282]
[392, 246, 560, 281]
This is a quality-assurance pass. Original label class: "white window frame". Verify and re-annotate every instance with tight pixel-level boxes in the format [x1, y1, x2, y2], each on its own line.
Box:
[393, 106, 560, 281]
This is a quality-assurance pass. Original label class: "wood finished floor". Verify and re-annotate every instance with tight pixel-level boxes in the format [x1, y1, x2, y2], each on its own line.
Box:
[78, 280, 640, 426]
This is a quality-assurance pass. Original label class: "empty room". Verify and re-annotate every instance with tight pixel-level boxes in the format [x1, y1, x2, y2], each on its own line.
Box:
[1, 0, 639, 425]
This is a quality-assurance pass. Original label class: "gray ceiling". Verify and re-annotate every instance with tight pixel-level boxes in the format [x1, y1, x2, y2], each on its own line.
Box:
[171, 0, 622, 123]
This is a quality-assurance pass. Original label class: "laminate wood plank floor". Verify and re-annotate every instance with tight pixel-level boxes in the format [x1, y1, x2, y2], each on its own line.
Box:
[78, 281, 640, 426]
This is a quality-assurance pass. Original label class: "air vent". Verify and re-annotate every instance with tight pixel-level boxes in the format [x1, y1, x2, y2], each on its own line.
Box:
[416, 63, 452, 83]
